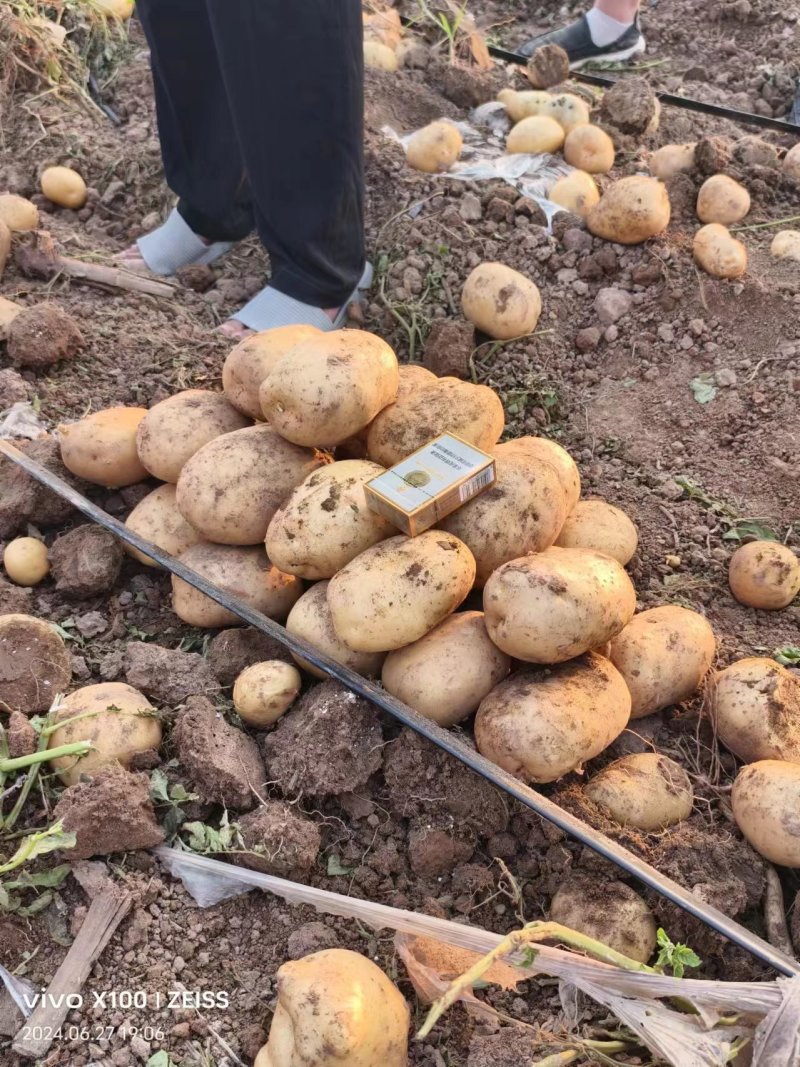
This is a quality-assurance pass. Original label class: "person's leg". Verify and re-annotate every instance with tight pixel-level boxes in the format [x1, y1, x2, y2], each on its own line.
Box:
[519, 0, 644, 64]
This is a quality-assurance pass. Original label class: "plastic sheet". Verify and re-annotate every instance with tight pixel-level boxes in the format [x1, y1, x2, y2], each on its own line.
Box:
[0, 402, 47, 441]
[0, 964, 36, 1019]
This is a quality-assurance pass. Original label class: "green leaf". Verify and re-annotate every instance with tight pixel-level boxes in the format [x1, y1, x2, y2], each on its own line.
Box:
[690, 374, 717, 404]
[16, 891, 54, 918]
[775, 646, 800, 667]
[655, 927, 701, 979]
[326, 855, 353, 877]
[169, 783, 198, 803]
[722, 520, 778, 543]
[4, 864, 72, 892]
[147, 1053, 175, 1067]
[0, 883, 11, 911]
[149, 768, 172, 805]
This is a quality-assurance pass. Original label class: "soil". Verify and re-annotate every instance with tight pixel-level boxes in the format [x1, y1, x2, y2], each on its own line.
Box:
[1, 3, 800, 1066]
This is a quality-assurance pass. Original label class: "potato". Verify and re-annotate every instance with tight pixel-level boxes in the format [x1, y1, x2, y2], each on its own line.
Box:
[40, 166, 87, 209]
[693, 223, 747, 279]
[0, 193, 39, 232]
[95, 0, 135, 17]
[483, 546, 636, 663]
[260, 330, 399, 447]
[648, 143, 696, 181]
[461, 262, 542, 340]
[709, 657, 800, 764]
[124, 484, 203, 568]
[336, 365, 436, 460]
[0, 220, 11, 280]
[548, 170, 600, 219]
[609, 605, 716, 719]
[176, 425, 327, 545]
[696, 174, 750, 225]
[327, 531, 475, 652]
[729, 540, 800, 609]
[407, 121, 463, 173]
[3, 537, 49, 586]
[475, 652, 631, 782]
[0, 295, 21, 336]
[266, 460, 393, 580]
[363, 40, 398, 71]
[233, 661, 301, 727]
[48, 682, 161, 786]
[255, 949, 409, 1067]
[497, 88, 553, 123]
[286, 581, 386, 678]
[382, 611, 510, 727]
[784, 143, 800, 180]
[59, 407, 148, 487]
[771, 229, 800, 261]
[545, 92, 591, 133]
[497, 436, 580, 511]
[506, 115, 565, 155]
[363, 8, 403, 49]
[136, 390, 250, 483]
[222, 325, 321, 420]
[555, 499, 638, 565]
[171, 543, 303, 628]
[586, 753, 693, 830]
[441, 449, 568, 586]
[0, 613, 70, 714]
[549, 876, 656, 963]
[367, 377, 504, 467]
[564, 125, 615, 173]
[587, 175, 670, 245]
[731, 760, 800, 868]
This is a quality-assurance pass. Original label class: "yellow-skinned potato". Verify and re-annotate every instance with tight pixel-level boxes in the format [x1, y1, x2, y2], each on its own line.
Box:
[587, 175, 670, 245]
[461, 262, 542, 340]
[483, 546, 637, 663]
[0, 193, 39, 232]
[59, 407, 148, 487]
[564, 125, 615, 173]
[555, 498, 638, 565]
[363, 39, 398, 71]
[95, 0, 134, 18]
[497, 88, 553, 123]
[497, 437, 580, 511]
[260, 330, 399, 447]
[771, 230, 800, 261]
[336, 365, 437, 460]
[286, 581, 386, 679]
[171, 543, 303, 628]
[363, 8, 403, 49]
[40, 166, 87, 209]
[266, 460, 393, 580]
[381, 611, 511, 727]
[233, 661, 301, 727]
[124, 484, 203, 568]
[545, 93, 591, 133]
[255, 949, 409, 1067]
[693, 223, 747, 279]
[0, 614, 70, 714]
[3, 537, 49, 586]
[406, 121, 463, 173]
[548, 170, 600, 219]
[731, 760, 800, 867]
[506, 115, 565, 155]
[550, 877, 656, 963]
[696, 174, 750, 225]
[0, 295, 22, 336]
[475, 653, 631, 783]
[784, 143, 800, 180]
[728, 540, 800, 609]
[222, 325, 321, 420]
[367, 376, 504, 467]
[327, 531, 476, 652]
[136, 390, 250, 483]
[48, 683, 161, 786]
[709, 657, 800, 764]
[0, 220, 11, 280]
[586, 752, 693, 830]
[648, 143, 696, 181]
[609, 605, 716, 719]
[176, 425, 327, 546]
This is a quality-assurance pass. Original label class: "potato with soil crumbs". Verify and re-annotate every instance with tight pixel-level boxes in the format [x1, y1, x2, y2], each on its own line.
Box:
[260, 330, 399, 447]
[548, 170, 599, 219]
[363, 39, 398, 71]
[327, 531, 475, 653]
[286, 581, 387, 679]
[693, 223, 747, 279]
[709, 657, 800, 764]
[696, 174, 750, 225]
[3, 538, 49, 586]
[545, 93, 591, 133]
[382, 611, 511, 727]
[506, 115, 564, 155]
[40, 166, 87, 209]
[732, 760, 800, 868]
[555, 498, 638, 565]
[609, 605, 716, 719]
[406, 121, 463, 173]
[222, 324, 321, 420]
[497, 436, 580, 511]
[0, 614, 71, 714]
[728, 540, 800, 610]
[564, 125, 615, 173]
[176, 424, 327, 545]
[336, 365, 436, 460]
[48, 682, 161, 786]
[549, 876, 657, 963]
[254, 948, 409, 1067]
[233, 661, 302, 727]
[461, 262, 541, 340]
[124, 484, 203, 568]
[586, 752, 693, 830]
[266, 460, 393, 580]
[771, 230, 800, 261]
[648, 143, 696, 181]
[587, 175, 670, 245]
[59, 407, 148, 487]
[136, 390, 250, 483]
[0, 193, 38, 232]
[483, 546, 636, 663]
[475, 653, 630, 783]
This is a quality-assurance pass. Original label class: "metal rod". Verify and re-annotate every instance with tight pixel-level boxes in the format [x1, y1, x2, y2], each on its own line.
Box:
[2, 439, 797, 978]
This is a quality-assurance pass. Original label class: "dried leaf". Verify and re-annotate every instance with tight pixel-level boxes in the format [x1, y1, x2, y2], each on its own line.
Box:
[752, 976, 800, 1066]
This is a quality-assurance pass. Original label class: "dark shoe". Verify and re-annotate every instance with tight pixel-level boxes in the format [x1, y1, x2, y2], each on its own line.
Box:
[518, 14, 646, 67]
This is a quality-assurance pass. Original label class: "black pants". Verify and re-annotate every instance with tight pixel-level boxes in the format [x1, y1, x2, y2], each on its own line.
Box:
[135, 0, 365, 307]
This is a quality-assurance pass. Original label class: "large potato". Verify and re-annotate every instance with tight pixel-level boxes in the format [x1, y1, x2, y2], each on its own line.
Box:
[586, 753, 693, 830]
[587, 176, 670, 245]
[222, 325, 321, 420]
[609, 605, 716, 719]
[335, 365, 436, 460]
[0, 613, 71, 714]
[696, 174, 750, 225]
[0, 193, 38, 232]
[549, 876, 656, 963]
[483, 546, 636, 663]
[176, 425, 326, 545]
[475, 652, 631, 782]
[545, 92, 591, 133]
[367, 377, 504, 467]
[266, 460, 393, 579]
[728, 540, 800, 610]
[381, 611, 510, 727]
[40, 166, 87, 209]
[731, 760, 800, 867]
[124, 484, 203, 568]
[461, 262, 541, 340]
[286, 581, 386, 679]
[693, 223, 747, 279]
[441, 449, 568, 586]
[708, 657, 800, 764]
[260, 331, 399, 447]
[648, 143, 696, 181]
[548, 170, 600, 219]
[406, 121, 463, 173]
[555, 498, 638, 565]
[171, 543, 302, 628]
[564, 125, 615, 173]
[506, 116, 564, 155]
[497, 437, 580, 511]
[327, 531, 475, 652]
[59, 407, 148, 487]
[497, 88, 553, 123]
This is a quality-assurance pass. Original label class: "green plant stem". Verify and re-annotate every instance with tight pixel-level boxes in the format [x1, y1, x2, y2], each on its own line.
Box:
[732, 214, 800, 232]
[0, 742, 89, 774]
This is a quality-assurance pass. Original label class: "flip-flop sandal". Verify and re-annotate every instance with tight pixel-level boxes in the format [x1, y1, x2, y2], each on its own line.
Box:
[230, 261, 374, 332]
[133, 207, 235, 276]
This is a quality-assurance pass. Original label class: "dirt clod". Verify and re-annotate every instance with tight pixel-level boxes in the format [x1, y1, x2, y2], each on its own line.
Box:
[49, 524, 124, 599]
[0, 613, 71, 715]
[7, 710, 37, 758]
[175, 263, 216, 292]
[286, 921, 341, 959]
[0, 368, 32, 406]
[7, 303, 84, 369]
[695, 136, 733, 176]
[234, 800, 321, 878]
[0, 576, 33, 615]
[125, 642, 219, 704]
[207, 626, 294, 687]
[526, 43, 570, 89]
[423, 318, 475, 379]
[0, 436, 89, 538]
[408, 818, 473, 878]
[598, 76, 659, 138]
[468, 1030, 540, 1067]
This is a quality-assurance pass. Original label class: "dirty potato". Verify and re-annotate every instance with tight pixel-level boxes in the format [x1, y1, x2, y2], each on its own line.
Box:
[286, 581, 387, 679]
[461, 262, 542, 340]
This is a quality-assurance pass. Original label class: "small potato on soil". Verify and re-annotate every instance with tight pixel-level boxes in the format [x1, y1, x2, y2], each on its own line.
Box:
[585, 752, 694, 830]
[233, 661, 302, 728]
[7, 304, 84, 369]
[771, 230, 800, 261]
[731, 760, 800, 867]
[59, 406, 148, 487]
[555, 498, 638, 565]
[728, 540, 800, 609]
[3, 537, 49, 586]
[506, 115, 565, 155]
[587, 175, 670, 245]
[461, 261, 542, 340]
[497, 436, 580, 511]
[406, 121, 463, 173]
[564, 125, 615, 173]
[696, 174, 750, 225]
[222, 324, 321, 420]
[124, 484, 203, 568]
[548, 170, 599, 219]
[40, 166, 87, 209]
[286, 581, 387, 679]
[49, 525, 124, 598]
[549, 875, 657, 963]
[363, 39, 398, 71]
[648, 143, 696, 181]
[693, 223, 747, 279]
[709, 657, 800, 764]
[0, 193, 38, 231]
[0, 613, 71, 714]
